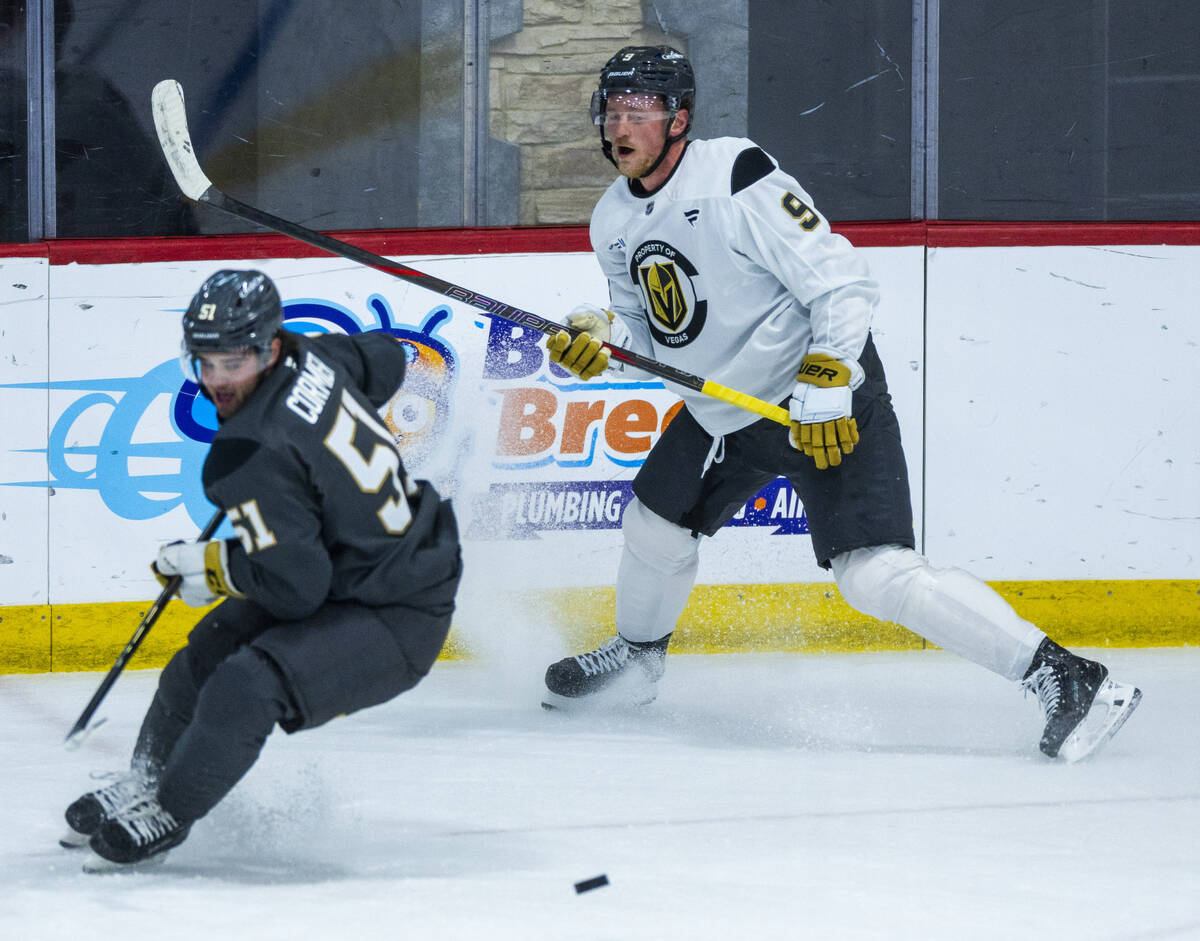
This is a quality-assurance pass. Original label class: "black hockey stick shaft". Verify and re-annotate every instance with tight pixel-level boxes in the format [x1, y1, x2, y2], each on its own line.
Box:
[64, 509, 225, 746]
[150, 80, 789, 427]
[206, 192, 788, 424]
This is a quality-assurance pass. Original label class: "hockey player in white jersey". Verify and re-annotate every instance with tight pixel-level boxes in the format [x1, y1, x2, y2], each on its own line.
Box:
[541, 45, 1141, 762]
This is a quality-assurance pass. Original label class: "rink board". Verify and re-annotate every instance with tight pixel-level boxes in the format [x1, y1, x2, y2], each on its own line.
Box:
[4, 578, 1195, 675]
[1, 225, 1198, 672]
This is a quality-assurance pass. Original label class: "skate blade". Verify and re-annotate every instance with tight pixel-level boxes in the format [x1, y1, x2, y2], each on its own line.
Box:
[82, 850, 170, 874]
[541, 680, 658, 712]
[59, 827, 91, 849]
[1058, 678, 1142, 763]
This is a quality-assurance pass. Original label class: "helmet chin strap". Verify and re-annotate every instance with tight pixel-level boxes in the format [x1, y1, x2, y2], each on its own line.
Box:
[600, 116, 686, 188]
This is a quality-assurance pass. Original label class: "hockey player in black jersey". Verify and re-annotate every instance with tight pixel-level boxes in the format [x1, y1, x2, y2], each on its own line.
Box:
[63, 270, 461, 870]
[542, 46, 1141, 763]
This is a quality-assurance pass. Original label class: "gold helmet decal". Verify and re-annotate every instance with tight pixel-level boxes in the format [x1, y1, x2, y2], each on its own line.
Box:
[629, 240, 707, 348]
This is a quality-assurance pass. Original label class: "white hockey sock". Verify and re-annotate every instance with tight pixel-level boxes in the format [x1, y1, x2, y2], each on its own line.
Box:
[616, 498, 700, 644]
[831, 544, 1044, 680]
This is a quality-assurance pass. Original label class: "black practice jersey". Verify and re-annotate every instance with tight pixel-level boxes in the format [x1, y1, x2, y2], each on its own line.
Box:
[201, 331, 459, 620]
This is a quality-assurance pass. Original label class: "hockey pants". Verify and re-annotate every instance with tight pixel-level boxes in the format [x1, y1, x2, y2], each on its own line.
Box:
[134, 640, 297, 822]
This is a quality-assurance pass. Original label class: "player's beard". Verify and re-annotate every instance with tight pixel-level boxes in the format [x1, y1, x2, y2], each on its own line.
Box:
[614, 147, 652, 179]
[611, 135, 661, 181]
[208, 374, 262, 421]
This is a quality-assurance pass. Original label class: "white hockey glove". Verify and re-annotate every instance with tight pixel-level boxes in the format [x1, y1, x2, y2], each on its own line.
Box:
[546, 304, 614, 380]
[789, 352, 865, 470]
[152, 539, 240, 607]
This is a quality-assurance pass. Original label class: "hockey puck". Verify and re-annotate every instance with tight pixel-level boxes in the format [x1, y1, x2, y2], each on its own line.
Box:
[574, 874, 608, 894]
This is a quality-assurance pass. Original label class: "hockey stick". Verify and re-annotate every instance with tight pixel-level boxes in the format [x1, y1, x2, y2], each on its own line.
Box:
[64, 509, 226, 749]
[150, 80, 790, 427]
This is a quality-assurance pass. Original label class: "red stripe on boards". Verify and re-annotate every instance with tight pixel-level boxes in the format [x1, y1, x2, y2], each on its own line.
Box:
[5, 221, 1200, 264]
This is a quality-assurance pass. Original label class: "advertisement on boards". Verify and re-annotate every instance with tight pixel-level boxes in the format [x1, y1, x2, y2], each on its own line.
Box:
[0, 249, 924, 608]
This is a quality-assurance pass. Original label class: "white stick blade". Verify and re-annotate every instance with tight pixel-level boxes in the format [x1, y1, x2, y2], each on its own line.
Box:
[151, 80, 213, 201]
[63, 715, 106, 751]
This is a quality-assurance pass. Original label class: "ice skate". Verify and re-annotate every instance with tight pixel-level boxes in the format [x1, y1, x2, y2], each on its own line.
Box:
[1021, 637, 1141, 762]
[542, 634, 669, 710]
[61, 772, 152, 848]
[83, 796, 191, 873]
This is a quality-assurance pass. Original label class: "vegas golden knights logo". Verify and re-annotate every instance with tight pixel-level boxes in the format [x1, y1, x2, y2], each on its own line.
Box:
[629, 239, 706, 348]
[639, 261, 688, 331]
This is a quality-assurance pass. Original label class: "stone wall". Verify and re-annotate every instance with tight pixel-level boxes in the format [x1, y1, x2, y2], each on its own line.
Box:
[488, 1, 677, 225]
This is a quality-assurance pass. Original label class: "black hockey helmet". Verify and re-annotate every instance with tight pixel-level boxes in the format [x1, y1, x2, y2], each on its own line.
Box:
[591, 45, 695, 132]
[591, 46, 695, 175]
[183, 269, 282, 352]
[181, 269, 283, 379]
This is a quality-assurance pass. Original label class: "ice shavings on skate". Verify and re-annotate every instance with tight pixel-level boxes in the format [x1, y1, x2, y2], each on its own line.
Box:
[542, 635, 666, 710]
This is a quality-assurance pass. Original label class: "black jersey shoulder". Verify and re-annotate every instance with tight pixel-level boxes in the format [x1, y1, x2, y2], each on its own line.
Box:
[203, 436, 263, 489]
[304, 332, 406, 408]
[730, 147, 776, 195]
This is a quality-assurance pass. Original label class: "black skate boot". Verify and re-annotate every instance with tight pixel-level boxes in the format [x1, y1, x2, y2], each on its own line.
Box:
[542, 634, 670, 710]
[1020, 637, 1141, 761]
[84, 796, 191, 872]
[61, 772, 152, 848]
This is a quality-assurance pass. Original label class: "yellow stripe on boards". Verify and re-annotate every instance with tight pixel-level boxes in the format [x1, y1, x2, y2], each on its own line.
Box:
[503, 580, 1200, 655]
[49, 601, 201, 674]
[987, 580, 1199, 648]
[0, 600, 474, 675]
[0, 606, 52, 673]
[2, 580, 1196, 674]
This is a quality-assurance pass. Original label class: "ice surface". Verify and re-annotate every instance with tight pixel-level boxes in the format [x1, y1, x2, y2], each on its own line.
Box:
[2, 648, 1197, 940]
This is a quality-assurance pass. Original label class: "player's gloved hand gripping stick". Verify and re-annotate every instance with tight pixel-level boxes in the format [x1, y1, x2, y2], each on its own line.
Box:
[150, 80, 789, 429]
[152, 537, 241, 608]
[788, 351, 864, 469]
[546, 304, 616, 379]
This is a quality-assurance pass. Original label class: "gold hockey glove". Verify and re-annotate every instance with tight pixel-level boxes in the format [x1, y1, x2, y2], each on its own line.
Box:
[152, 539, 241, 607]
[547, 305, 614, 381]
[789, 352, 864, 470]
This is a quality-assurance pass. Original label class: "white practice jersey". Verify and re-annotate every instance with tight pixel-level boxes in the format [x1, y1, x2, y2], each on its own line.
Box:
[591, 136, 879, 436]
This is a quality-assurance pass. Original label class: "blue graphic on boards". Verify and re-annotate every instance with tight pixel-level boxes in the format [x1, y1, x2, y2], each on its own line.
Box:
[2, 295, 459, 529]
[6, 361, 209, 522]
[5, 293, 809, 538]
